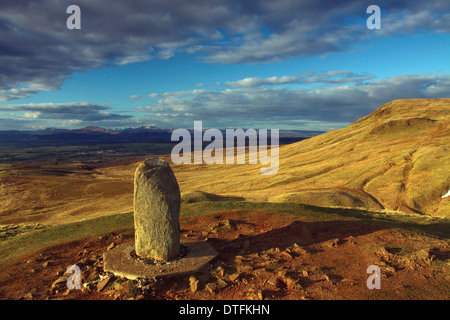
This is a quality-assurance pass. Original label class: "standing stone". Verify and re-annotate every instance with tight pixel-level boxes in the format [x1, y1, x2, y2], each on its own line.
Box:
[133, 158, 181, 261]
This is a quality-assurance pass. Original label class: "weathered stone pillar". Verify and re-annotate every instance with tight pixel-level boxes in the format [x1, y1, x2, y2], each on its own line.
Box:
[133, 158, 181, 261]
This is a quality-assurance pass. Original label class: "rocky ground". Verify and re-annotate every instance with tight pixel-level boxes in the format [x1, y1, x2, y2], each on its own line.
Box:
[0, 211, 449, 300]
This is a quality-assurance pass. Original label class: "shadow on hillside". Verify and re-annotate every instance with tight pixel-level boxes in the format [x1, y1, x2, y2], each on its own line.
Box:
[301, 204, 450, 239]
[181, 191, 245, 204]
[207, 219, 387, 260]
[183, 200, 450, 239]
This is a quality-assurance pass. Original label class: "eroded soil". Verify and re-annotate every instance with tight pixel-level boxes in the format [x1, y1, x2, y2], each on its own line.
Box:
[0, 211, 449, 300]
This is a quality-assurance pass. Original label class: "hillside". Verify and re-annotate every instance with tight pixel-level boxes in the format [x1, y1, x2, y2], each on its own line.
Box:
[174, 98, 450, 218]
[0, 99, 448, 227]
[273, 98, 449, 217]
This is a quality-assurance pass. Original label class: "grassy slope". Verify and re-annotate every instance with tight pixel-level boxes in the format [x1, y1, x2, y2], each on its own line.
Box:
[0, 99, 448, 228]
[1, 201, 448, 272]
[174, 99, 450, 217]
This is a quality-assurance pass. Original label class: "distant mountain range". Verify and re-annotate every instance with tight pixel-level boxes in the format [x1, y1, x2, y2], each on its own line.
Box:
[0, 126, 324, 147]
[0, 126, 173, 147]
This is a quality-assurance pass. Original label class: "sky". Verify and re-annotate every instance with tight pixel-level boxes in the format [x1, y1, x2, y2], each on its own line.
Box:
[0, 0, 449, 131]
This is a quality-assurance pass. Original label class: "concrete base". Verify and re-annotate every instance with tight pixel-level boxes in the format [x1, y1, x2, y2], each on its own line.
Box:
[103, 240, 218, 280]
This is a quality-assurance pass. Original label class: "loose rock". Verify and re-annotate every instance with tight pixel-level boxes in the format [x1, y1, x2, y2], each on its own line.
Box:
[189, 276, 199, 292]
[97, 276, 111, 292]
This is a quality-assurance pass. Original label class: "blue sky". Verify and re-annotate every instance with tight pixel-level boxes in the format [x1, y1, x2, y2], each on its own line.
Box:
[0, 0, 449, 131]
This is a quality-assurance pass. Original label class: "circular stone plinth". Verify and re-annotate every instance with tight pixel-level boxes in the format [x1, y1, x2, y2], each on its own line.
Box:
[103, 240, 218, 280]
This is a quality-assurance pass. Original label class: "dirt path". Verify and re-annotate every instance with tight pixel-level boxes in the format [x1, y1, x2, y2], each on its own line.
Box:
[0, 211, 449, 300]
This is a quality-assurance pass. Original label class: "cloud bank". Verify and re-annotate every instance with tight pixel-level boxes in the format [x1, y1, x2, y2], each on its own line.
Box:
[1, 72, 449, 130]
[0, 102, 132, 129]
[132, 73, 450, 130]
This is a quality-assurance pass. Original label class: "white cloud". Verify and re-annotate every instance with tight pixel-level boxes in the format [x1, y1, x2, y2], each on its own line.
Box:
[116, 54, 153, 66]
[221, 71, 376, 89]
[225, 75, 299, 88]
[23, 112, 40, 118]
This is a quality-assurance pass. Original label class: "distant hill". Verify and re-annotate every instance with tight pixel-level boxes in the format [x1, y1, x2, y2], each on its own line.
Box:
[0, 126, 323, 147]
[174, 99, 450, 218]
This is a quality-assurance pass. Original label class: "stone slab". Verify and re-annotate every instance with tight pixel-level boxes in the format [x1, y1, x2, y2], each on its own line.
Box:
[133, 158, 181, 261]
[103, 240, 218, 280]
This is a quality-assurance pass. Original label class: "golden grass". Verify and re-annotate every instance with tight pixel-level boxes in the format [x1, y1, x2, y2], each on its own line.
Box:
[0, 99, 448, 227]
[173, 99, 450, 218]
